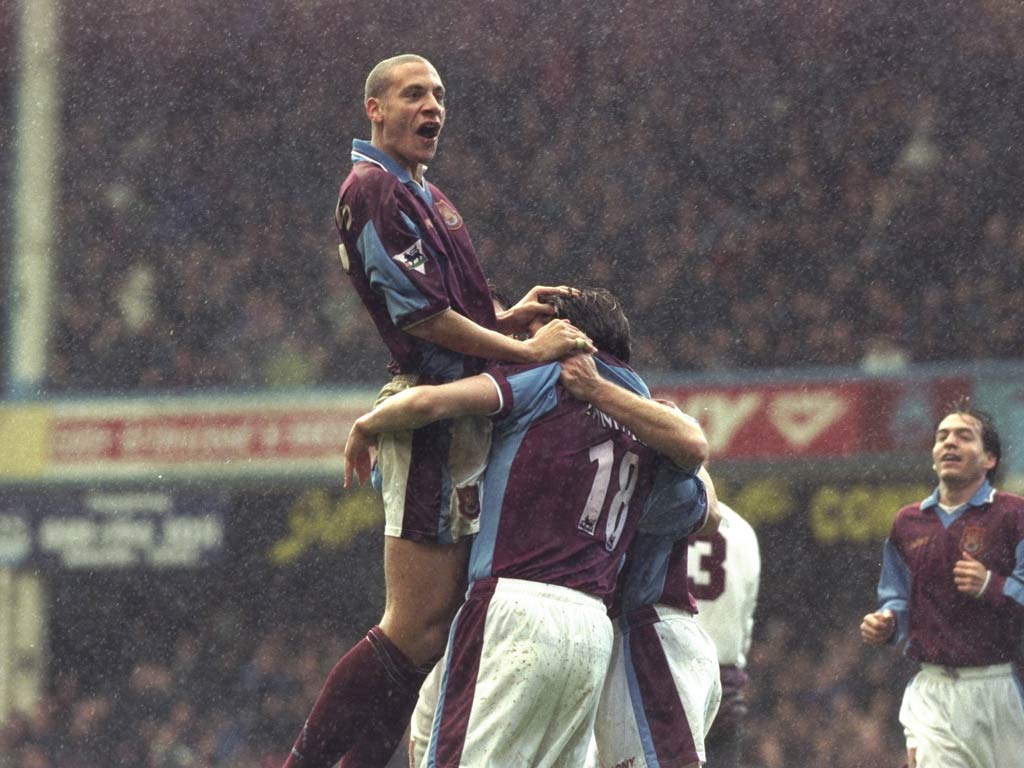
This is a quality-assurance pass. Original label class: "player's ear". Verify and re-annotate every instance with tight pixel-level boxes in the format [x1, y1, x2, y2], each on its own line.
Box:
[367, 97, 384, 124]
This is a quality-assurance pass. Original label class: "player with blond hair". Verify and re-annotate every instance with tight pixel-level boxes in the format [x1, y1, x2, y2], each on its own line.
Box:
[281, 54, 587, 768]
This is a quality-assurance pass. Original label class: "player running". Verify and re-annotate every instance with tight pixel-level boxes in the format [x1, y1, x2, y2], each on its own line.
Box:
[861, 402, 1024, 768]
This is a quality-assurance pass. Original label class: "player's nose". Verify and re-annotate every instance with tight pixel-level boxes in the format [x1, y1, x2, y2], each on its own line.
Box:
[423, 93, 442, 113]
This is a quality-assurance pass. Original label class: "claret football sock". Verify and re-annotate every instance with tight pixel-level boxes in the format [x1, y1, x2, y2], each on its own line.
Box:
[339, 628, 433, 767]
[282, 626, 429, 768]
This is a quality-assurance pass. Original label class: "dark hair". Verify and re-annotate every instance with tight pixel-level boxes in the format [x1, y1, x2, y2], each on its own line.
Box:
[939, 397, 1002, 481]
[540, 288, 632, 363]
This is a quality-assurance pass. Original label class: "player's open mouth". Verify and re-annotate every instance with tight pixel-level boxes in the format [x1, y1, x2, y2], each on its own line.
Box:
[417, 123, 441, 139]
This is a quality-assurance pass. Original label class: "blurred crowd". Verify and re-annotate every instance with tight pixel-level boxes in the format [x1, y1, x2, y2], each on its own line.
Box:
[1, 0, 1021, 392]
[744, 620, 913, 768]
[0, 612, 911, 768]
[0, 620, 356, 768]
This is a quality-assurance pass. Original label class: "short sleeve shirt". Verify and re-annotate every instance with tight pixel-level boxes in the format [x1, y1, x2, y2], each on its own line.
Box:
[336, 140, 495, 380]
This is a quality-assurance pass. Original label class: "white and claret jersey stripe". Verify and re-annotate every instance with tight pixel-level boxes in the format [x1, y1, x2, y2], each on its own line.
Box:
[688, 502, 761, 668]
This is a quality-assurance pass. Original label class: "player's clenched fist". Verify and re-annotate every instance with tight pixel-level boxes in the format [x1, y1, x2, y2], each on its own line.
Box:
[860, 609, 895, 645]
[953, 551, 990, 597]
[558, 352, 601, 401]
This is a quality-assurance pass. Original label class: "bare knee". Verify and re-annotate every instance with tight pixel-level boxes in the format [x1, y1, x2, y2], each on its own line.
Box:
[380, 596, 458, 662]
[379, 537, 470, 665]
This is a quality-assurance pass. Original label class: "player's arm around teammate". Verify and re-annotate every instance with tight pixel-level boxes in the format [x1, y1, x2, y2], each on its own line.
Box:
[403, 294, 593, 365]
[558, 352, 708, 470]
[559, 352, 721, 768]
[284, 54, 594, 768]
[345, 375, 504, 487]
[345, 350, 708, 490]
[349, 289, 713, 767]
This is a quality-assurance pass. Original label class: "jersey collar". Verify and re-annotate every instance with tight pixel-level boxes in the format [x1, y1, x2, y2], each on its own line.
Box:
[351, 139, 433, 203]
[920, 479, 996, 511]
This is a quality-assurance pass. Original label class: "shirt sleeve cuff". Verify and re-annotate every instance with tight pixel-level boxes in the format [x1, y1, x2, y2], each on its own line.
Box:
[977, 569, 993, 597]
[982, 572, 1007, 604]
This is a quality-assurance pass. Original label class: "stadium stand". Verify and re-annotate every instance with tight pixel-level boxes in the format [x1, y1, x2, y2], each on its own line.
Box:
[0, 614, 912, 767]
[24, 0, 1024, 392]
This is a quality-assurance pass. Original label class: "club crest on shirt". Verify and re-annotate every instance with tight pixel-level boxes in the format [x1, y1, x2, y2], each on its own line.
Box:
[435, 199, 463, 230]
[960, 525, 986, 555]
[455, 485, 481, 521]
[393, 239, 428, 274]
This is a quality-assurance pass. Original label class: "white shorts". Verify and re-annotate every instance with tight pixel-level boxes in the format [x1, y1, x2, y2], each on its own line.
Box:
[374, 375, 490, 544]
[590, 606, 721, 768]
[420, 577, 613, 768]
[900, 662, 1024, 768]
[410, 661, 443, 768]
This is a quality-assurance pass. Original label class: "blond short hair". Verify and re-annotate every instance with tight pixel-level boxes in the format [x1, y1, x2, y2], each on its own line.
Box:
[364, 54, 434, 103]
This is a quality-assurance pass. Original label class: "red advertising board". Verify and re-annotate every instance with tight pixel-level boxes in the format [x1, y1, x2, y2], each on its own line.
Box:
[651, 376, 971, 459]
[0, 376, 972, 483]
[51, 411, 354, 464]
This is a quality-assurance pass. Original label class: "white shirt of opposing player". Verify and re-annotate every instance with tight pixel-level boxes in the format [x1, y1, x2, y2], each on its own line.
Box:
[687, 502, 761, 668]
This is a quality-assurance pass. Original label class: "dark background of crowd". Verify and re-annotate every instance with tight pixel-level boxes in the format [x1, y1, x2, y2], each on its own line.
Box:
[0, 512, 916, 768]
[1, 0, 1021, 391]
[0, 614, 916, 768]
[2, 1, 1017, 766]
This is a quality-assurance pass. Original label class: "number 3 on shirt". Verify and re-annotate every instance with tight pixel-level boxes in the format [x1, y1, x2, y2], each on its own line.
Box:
[577, 440, 639, 551]
[688, 532, 727, 600]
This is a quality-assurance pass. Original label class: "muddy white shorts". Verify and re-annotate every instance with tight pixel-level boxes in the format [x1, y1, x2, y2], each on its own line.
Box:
[409, 661, 442, 768]
[419, 577, 613, 767]
[900, 662, 1024, 768]
[589, 605, 721, 768]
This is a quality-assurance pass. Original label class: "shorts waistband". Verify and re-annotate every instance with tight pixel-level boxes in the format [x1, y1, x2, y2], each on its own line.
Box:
[391, 372, 451, 386]
[390, 374, 420, 386]
[619, 603, 698, 631]
[919, 662, 1014, 680]
[469, 577, 606, 611]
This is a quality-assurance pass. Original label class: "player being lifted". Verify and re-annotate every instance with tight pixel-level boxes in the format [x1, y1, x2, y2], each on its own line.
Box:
[281, 54, 589, 768]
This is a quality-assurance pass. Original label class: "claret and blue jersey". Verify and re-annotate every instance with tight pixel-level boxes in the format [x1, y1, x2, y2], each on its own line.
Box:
[466, 353, 707, 605]
[337, 139, 495, 381]
[878, 479, 1024, 667]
